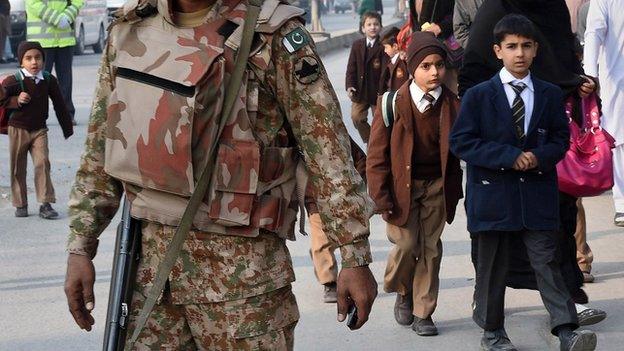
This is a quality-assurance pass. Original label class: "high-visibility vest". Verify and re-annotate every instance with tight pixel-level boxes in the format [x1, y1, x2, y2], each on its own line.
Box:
[25, 0, 85, 48]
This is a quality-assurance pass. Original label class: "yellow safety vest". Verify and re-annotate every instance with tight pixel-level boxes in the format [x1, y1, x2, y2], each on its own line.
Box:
[25, 0, 85, 48]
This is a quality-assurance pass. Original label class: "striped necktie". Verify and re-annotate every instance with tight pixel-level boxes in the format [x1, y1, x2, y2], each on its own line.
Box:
[423, 93, 435, 112]
[510, 82, 527, 141]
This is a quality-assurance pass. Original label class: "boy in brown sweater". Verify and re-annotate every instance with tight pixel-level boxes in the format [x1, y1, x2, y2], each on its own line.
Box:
[367, 32, 463, 336]
[379, 27, 409, 93]
[345, 11, 387, 143]
[3, 41, 73, 218]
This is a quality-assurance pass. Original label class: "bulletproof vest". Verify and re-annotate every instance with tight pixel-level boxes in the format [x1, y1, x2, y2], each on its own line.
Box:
[103, 0, 306, 239]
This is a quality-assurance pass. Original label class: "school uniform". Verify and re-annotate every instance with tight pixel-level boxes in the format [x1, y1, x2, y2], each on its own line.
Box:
[368, 81, 463, 319]
[449, 68, 578, 333]
[345, 36, 387, 143]
[380, 53, 410, 93]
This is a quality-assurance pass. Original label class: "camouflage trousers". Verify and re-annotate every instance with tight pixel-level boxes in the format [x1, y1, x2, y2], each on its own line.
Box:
[125, 285, 299, 350]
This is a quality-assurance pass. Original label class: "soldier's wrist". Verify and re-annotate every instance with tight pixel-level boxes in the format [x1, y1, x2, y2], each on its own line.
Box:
[67, 234, 99, 260]
[339, 240, 372, 268]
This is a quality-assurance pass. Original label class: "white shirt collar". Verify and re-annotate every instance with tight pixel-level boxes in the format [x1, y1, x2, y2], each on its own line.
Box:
[499, 67, 534, 92]
[409, 81, 442, 112]
[391, 53, 400, 65]
[21, 68, 45, 84]
[366, 38, 377, 47]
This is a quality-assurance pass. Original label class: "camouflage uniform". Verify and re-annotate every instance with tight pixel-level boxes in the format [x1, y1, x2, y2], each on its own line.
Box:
[66, 0, 373, 349]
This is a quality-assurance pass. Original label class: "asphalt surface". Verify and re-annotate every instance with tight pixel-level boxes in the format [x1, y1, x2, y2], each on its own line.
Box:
[1, 12, 623, 351]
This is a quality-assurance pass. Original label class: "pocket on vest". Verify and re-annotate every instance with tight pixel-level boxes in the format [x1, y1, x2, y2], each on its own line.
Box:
[208, 140, 261, 226]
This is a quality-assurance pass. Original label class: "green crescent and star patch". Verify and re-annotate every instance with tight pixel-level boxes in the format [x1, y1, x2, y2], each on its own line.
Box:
[282, 27, 309, 53]
[294, 56, 321, 84]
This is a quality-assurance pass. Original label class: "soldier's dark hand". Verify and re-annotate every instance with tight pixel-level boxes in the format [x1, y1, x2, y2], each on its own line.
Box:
[336, 265, 377, 330]
[64, 253, 96, 331]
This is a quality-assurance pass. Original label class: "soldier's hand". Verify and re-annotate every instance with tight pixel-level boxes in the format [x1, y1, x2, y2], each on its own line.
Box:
[336, 265, 377, 330]
[64, 253, 96, 331]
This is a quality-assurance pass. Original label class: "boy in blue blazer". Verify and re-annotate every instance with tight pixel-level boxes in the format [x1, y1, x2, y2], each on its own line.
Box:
[450, 14, 598, 351]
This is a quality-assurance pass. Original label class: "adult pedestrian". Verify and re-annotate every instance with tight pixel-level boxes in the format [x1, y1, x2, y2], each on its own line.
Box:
[584, 0, 624, 227]
[453, 0, 484, 48]
[25, 0, 84, 125]
[458, 0, 606, 327]
[0, 0, 10, 63]
[63, 0, 377, 348]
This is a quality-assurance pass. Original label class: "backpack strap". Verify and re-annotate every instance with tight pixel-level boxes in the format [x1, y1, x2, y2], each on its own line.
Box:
[381, 90, 398, 128]
[13, 71, 24, 92]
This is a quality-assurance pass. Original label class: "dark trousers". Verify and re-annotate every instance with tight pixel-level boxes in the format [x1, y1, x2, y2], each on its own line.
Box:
[43, 46, 75, 118]
[470, 193, 586, 303]
[473, 230, 578, 334]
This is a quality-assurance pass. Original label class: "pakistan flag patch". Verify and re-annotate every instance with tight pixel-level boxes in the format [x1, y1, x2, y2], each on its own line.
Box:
[283, 27, 309, 53]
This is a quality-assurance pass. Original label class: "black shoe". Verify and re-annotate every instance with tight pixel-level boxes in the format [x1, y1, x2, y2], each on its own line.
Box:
[560, 330, 597, 351]
[480, 329, 518, 351]
[577, 307, 607, 326]
[323, 282, 337, 303]
[412, 316, 438, 336]
[39, 203, 59, 219]
[394, 293, 414, 325]
[615, 212, 624, 227]
[15, 206, 28, 217]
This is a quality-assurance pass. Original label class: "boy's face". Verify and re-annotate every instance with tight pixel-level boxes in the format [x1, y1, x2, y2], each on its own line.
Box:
[362, 17, 381, 40]
[412, 54, 446, 92]
[493, 34, 538, 78]
[383, 43, 399, 58]
[21, 48, 44, 75]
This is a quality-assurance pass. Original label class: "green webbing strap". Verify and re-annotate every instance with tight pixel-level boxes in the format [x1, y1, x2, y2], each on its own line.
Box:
[126, 0, 264, 347]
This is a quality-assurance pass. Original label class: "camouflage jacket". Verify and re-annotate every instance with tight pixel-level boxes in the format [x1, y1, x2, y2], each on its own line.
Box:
[67, 0, 373, 271]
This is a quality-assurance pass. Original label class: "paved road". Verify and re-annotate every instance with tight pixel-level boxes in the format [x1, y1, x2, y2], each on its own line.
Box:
[1, 40, 623, 351]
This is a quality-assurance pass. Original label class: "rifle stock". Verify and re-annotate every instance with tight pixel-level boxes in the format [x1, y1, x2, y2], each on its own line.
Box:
[103, 199, 141, 351]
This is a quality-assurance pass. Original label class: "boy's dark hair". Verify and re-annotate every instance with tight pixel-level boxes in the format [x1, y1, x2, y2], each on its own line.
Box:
[493, 14, 538, 45]
[360, 11, 382, 28]
[381, 27, 400, 46]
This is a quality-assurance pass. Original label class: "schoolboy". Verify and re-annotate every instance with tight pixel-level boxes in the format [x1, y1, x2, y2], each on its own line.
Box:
[367, 31, 463, 336]
[346, 11, 387, 143]
[449, 14, 597, 351]
[379, 26, 409, 93]
[3, 41, 73, 219]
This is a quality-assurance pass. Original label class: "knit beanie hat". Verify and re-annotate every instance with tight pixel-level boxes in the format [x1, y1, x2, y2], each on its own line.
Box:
[406, 32, 447, 74]
[17, 41, 45, 64]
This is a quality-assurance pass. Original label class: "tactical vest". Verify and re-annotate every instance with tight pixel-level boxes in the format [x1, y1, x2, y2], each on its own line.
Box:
[104, 0, 305, 240]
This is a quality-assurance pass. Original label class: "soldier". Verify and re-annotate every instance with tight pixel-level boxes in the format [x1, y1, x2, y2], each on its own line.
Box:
[63, 0, 378, 349]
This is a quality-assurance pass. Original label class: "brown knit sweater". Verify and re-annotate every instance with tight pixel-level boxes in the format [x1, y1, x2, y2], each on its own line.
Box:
[410, 95, 442, 180]
[2, 71, 73, 139]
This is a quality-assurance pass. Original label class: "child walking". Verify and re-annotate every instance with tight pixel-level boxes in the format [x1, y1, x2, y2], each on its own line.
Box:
[346, 11, 387, 143]
[3, 41, 73, 219]
[367, 32, 463, 336]
[379, 26, 409, 93]
[450, 14, 597, 351]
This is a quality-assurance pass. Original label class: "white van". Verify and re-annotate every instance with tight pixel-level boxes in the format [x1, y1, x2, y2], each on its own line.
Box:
[8, 0, 109, 56]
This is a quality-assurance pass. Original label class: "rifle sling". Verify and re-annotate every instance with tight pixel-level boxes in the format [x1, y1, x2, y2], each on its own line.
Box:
[126, 0, 265, 347]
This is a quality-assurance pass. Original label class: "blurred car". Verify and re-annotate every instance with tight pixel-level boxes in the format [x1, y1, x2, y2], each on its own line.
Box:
[334, 0, 351, 13]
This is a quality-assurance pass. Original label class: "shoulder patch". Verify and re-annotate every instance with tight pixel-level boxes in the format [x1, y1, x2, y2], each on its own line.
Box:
[282, 27, 308, 53]
[294, 56, 320, 84]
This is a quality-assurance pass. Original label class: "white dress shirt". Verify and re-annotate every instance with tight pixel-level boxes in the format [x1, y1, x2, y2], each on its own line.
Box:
[409, 82, 442, 113]
[391, 53, 400, 65]
[366, 38, 377, 48]
[499, 67, 534, 133]
[20, 68, 44, 84]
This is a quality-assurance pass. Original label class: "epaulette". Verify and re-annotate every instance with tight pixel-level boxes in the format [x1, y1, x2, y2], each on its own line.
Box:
[225, 0, 304, 50]
[108, 0, 158, 30]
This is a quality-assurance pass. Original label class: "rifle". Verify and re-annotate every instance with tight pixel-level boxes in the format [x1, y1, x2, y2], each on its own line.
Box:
[103, 198, 141, 351]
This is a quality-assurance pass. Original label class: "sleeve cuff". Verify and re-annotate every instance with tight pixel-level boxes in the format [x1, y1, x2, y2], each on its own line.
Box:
[339, 239, 372, 268]
[67, 234, 99, 259]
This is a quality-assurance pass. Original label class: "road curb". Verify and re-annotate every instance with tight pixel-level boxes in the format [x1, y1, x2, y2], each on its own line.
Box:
[314, 18, 406, 56]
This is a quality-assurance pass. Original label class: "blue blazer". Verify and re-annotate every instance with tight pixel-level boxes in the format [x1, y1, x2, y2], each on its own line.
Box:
[449, 74, 569, 233]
